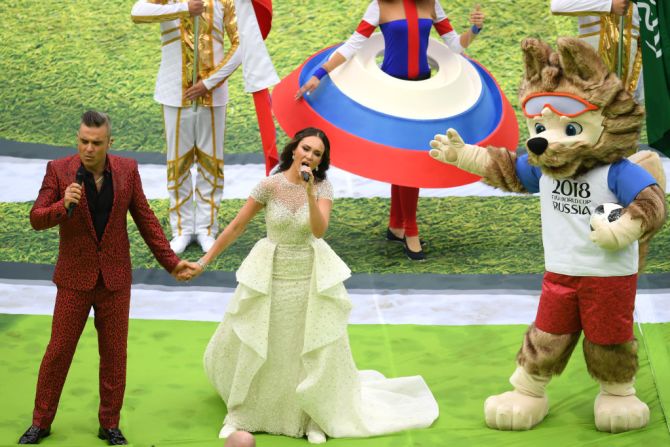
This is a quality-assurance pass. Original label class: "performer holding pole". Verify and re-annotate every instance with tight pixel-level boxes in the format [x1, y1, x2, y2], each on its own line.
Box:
[132, 0, 279, 254]
[192, 13, 200, 112]
[550, 0, 643, 99]
[132, 0, 240, 254]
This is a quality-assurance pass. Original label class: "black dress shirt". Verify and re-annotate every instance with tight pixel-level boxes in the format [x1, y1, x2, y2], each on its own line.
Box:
[82, 162, 113, 241]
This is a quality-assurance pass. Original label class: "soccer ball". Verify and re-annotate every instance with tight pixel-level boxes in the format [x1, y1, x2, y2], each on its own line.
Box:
[589, 203, 623, 231]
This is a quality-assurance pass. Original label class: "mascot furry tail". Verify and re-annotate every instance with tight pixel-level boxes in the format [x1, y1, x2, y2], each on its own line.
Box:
[628, 150, 667, 268]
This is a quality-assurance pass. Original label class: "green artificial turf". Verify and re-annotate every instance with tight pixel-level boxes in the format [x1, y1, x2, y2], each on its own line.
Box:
[2, 195, 670, 275]
[0, 0, 608, 156]
[1, 315, 668, 446]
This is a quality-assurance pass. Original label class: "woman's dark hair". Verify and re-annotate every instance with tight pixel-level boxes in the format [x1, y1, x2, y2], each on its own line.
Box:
[275, 127, 330, 182]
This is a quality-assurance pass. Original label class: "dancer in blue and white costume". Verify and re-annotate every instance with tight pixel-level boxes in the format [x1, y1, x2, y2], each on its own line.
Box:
[297, 0, 485, 260]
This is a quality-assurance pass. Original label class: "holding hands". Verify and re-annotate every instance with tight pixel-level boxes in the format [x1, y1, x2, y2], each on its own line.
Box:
[171, 260, 204, 282]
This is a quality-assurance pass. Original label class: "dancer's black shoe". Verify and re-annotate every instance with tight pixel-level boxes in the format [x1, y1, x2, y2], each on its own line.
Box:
[386, 227, 404, 243]
[386, 228, 426, 246]
[403, 239, 426, 261]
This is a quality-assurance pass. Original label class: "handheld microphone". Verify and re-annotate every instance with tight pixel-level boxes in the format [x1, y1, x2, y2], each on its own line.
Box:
[300, 162, 311, 182]
[67, 166, 86, 218]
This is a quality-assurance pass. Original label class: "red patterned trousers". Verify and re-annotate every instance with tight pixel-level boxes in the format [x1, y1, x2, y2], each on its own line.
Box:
[32, 276, 131, 429]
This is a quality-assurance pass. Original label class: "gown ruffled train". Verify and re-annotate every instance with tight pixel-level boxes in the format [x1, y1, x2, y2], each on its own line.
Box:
[203, 174, 438, 439]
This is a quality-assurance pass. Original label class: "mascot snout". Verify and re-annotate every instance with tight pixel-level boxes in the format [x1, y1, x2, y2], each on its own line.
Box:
[526, 137, 548, 155]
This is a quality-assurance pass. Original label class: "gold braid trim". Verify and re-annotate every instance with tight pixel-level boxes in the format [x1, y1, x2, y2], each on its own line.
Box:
[551, 11, 611, 17]
[599, 9, 637, 92]
[167, 147, 195, 182]
[168, 190, 193, 212]
[180, 0, 215, 106]
[133, 1, 188, 24]
[180, 0, 239, 106]
[579, 19, 601, 28]
[195, 147, 224, 179]
[161, 26, 179, 35]
[628, 36, 643, 92]
[162, 36, 181, 47]
[132, 12, 189, 23]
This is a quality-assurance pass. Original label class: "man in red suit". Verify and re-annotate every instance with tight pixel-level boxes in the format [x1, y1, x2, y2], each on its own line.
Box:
[18, 110, 192, 445]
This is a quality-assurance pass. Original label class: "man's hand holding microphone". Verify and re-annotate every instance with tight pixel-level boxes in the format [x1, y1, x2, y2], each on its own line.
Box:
[65, 167, 86, 218]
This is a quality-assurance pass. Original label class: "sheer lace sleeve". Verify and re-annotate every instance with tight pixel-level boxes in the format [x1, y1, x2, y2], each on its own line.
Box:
[250, 176, 272, 205]
[316, 179, 334, 202]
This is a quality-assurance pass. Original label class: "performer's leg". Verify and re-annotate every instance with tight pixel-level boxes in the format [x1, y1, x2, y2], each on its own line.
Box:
[163, 105, 196, 251]
[194, 106, 225, 250]
[32, 287, 93, 428]
[388, 184, 404, 239]
[485, 272, 581, 430]
[398, 186, 420, 237]
[93, 285, 131, 429]
[398, 186, 423, 257]
[516, 323, 581, 377]
[578, 274, 648, 433]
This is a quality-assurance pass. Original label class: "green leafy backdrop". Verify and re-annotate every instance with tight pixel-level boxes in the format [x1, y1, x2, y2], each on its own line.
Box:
[0, 0, 585, 153]
[0, 0, 664, 275]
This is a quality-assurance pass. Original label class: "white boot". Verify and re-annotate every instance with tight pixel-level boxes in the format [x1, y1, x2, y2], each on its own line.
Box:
[218, 422, 237, 439]
[170, 234, 193, 254]
[594, 381, 649, 433]
[484, 366, 550, 430]
[196, 233, 216, 252]
[306, 420, 326, 444]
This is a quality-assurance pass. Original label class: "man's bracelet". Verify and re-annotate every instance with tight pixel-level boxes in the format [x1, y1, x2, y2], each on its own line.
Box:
[471, 24, 482, 35]
[313, 67, 328, 80]
[197, 258, 208, 270]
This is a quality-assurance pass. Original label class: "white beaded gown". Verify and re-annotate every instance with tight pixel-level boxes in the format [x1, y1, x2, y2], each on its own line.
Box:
[203, 173, 439, 439]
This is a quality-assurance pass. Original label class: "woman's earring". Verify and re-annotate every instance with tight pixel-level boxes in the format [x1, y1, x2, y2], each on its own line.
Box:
[292, 154, 295, 160]
[315, 165, 319, 171]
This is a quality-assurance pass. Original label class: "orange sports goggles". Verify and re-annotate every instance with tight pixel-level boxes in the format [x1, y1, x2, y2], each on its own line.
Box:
[522, 92, 599, 118]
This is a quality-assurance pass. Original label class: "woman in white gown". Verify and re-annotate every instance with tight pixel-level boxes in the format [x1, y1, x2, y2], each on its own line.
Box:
[190, 128, 439, 443]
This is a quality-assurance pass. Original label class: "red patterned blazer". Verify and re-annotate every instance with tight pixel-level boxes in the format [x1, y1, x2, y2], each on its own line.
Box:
[30, 154, 180, 291]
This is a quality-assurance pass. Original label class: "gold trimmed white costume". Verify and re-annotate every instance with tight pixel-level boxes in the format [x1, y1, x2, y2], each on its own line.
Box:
[550, 0, 642, 95]
[132, 0, 240, 241]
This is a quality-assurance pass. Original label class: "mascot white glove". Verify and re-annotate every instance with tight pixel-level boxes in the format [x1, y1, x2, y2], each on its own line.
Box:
[590, 212, 644, 250]
[429, 128, 489, 177]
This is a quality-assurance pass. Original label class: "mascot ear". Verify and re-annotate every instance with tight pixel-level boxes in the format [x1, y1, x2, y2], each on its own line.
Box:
[521, 38, 553, 83]
[556, 37, 608, 84]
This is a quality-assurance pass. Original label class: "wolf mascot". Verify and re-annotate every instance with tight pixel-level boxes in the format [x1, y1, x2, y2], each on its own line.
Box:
[430, 37, 667, 433]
